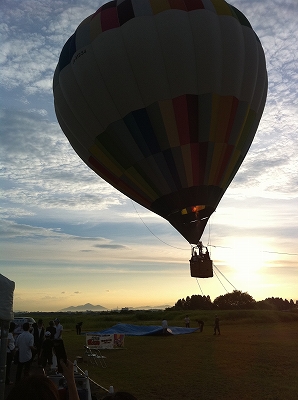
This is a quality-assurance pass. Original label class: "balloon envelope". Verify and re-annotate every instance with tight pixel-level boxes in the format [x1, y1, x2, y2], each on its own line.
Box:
[53, 0, 267, 244]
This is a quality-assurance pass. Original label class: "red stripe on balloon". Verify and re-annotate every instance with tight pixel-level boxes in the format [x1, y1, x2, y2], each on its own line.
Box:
[168, 0, 187, 11]
[184, 0, 205, 11]
[100, 6, 120, 31]
[190, 143, 199, 186]
[187, 95, 198, 143]
[88, 156, 152, 208]
[172, 95, 190, 146]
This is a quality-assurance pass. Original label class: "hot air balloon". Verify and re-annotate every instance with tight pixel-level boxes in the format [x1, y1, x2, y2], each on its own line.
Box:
[53, 0, 267, 255]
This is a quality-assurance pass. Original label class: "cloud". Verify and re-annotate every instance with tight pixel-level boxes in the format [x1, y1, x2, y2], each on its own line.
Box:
[223, 1, 298, 199]
[0, 1, 97, 95]
[0, 109, 125, 215]
[41, 295, 63, 301]
[0, 219, 64, 240]
[93, 244, 128, 249]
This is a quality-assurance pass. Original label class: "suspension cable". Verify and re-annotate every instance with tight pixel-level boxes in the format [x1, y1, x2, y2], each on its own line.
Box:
[213, 268, 228, 293]
[131, 200, 188, 250]
[131, 201, 298, 256]
[213, 263, 237, 291]
[196, 278, 204, 295]
[208, 244, 298, 256]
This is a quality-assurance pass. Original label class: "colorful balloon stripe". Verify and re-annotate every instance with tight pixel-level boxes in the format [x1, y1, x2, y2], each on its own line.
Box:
[87, 93, 255, 204]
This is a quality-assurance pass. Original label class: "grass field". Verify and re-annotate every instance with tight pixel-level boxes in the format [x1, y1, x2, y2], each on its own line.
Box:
[25, 311, 298, 399]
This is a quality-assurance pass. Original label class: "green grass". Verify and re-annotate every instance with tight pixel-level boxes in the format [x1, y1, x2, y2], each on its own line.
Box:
[27, 311, 298, 399]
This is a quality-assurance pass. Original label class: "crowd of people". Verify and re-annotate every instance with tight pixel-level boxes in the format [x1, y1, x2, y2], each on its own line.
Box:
[4, 318, 138, 400]
[6, 359, 80, 400]
[5, 318, 63, 385]
[4, 317, 86, 399]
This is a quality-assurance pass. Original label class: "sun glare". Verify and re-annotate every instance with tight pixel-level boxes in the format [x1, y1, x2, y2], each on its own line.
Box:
[223, 239, 277, 278]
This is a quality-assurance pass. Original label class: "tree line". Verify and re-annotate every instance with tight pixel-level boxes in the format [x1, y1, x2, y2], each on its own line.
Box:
[169, 290, 297, 311]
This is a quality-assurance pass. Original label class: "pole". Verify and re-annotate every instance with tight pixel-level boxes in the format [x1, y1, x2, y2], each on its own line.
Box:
[0, 320, 9, 400]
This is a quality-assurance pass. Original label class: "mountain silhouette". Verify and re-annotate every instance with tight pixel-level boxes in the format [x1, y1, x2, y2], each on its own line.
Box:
[59, 303, 107, 312]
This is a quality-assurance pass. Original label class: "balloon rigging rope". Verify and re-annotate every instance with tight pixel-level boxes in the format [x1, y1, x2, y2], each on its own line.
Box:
[213, 268, 229, 293]
[213, 263, 237, 291]
[208, 221, 212, 257]
[130, 201, 296, 297]
[130, 200, 189, 250]
[131, 201, 298, 256]
[208, 244, 298, 256]
[196, 278, 204, 296]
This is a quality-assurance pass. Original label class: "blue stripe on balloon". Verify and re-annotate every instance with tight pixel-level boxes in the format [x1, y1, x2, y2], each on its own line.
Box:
[163, 148, 183, 190]
[58, 33, 77, 71]
[123, 109, 161, 157]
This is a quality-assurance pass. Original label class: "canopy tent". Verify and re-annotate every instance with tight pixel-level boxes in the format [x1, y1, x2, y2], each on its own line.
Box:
[90, 323, 199, 336]
[0, 274, 15, 399]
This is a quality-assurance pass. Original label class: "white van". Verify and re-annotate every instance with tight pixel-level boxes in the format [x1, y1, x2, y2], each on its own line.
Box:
[13, 316, 36, 334]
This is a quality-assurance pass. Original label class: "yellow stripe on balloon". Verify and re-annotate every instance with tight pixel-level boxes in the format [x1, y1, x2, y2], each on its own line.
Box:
[236, 109, 256, 151]
[124, 167, 159, 201]
[233, 106, 250, 149]
[221, 148, 241, 187]
[150, 0, 171, 14]
[214, 96, 234, 144]
[211, 0, 234, 16]
[158, 99, 180, 148]
[181, 144, 194, 187]
[208, 142, 226, 185]
[89, 144, 123, 177]
[90, 12, 103, 42]
[91, 143, 159, 201]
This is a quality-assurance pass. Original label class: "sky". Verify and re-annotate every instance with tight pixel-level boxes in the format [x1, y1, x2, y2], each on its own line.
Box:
[1, 0, 298, 312]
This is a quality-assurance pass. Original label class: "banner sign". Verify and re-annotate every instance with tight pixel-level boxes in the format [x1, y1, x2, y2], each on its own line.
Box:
[86, 333, 125, 349]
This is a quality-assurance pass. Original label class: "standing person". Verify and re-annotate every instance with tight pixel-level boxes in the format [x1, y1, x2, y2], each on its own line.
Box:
[54, 319, 63, 339]
[5, 322, 16, 385]
[214, 315, 220, 335]
[76, 322, 82, 335]
[15, 322, 36, 382]
[184, 315, 190, 328]
[33, 319, 45, 365]
[198, 241, 203, 257]
[196, 319, 204, 332]
[40, 331, 54, 372]
[162, 319, 168, 335]
[46, 320, 56, 340]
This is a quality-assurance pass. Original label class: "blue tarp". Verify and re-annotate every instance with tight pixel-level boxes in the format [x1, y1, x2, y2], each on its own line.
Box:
[89, 323, 199, 336]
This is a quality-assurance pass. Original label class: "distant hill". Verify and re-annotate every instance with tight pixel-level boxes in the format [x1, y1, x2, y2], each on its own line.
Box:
[58, 303, 170, 312]
[133, 305, 171, 310]
[59, 303, 107, 312]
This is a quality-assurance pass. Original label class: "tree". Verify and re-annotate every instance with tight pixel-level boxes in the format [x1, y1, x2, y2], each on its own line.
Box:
[213, 290, 256, 310]
[173, 294, 213, 310]
[257, 297, 295, 311]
